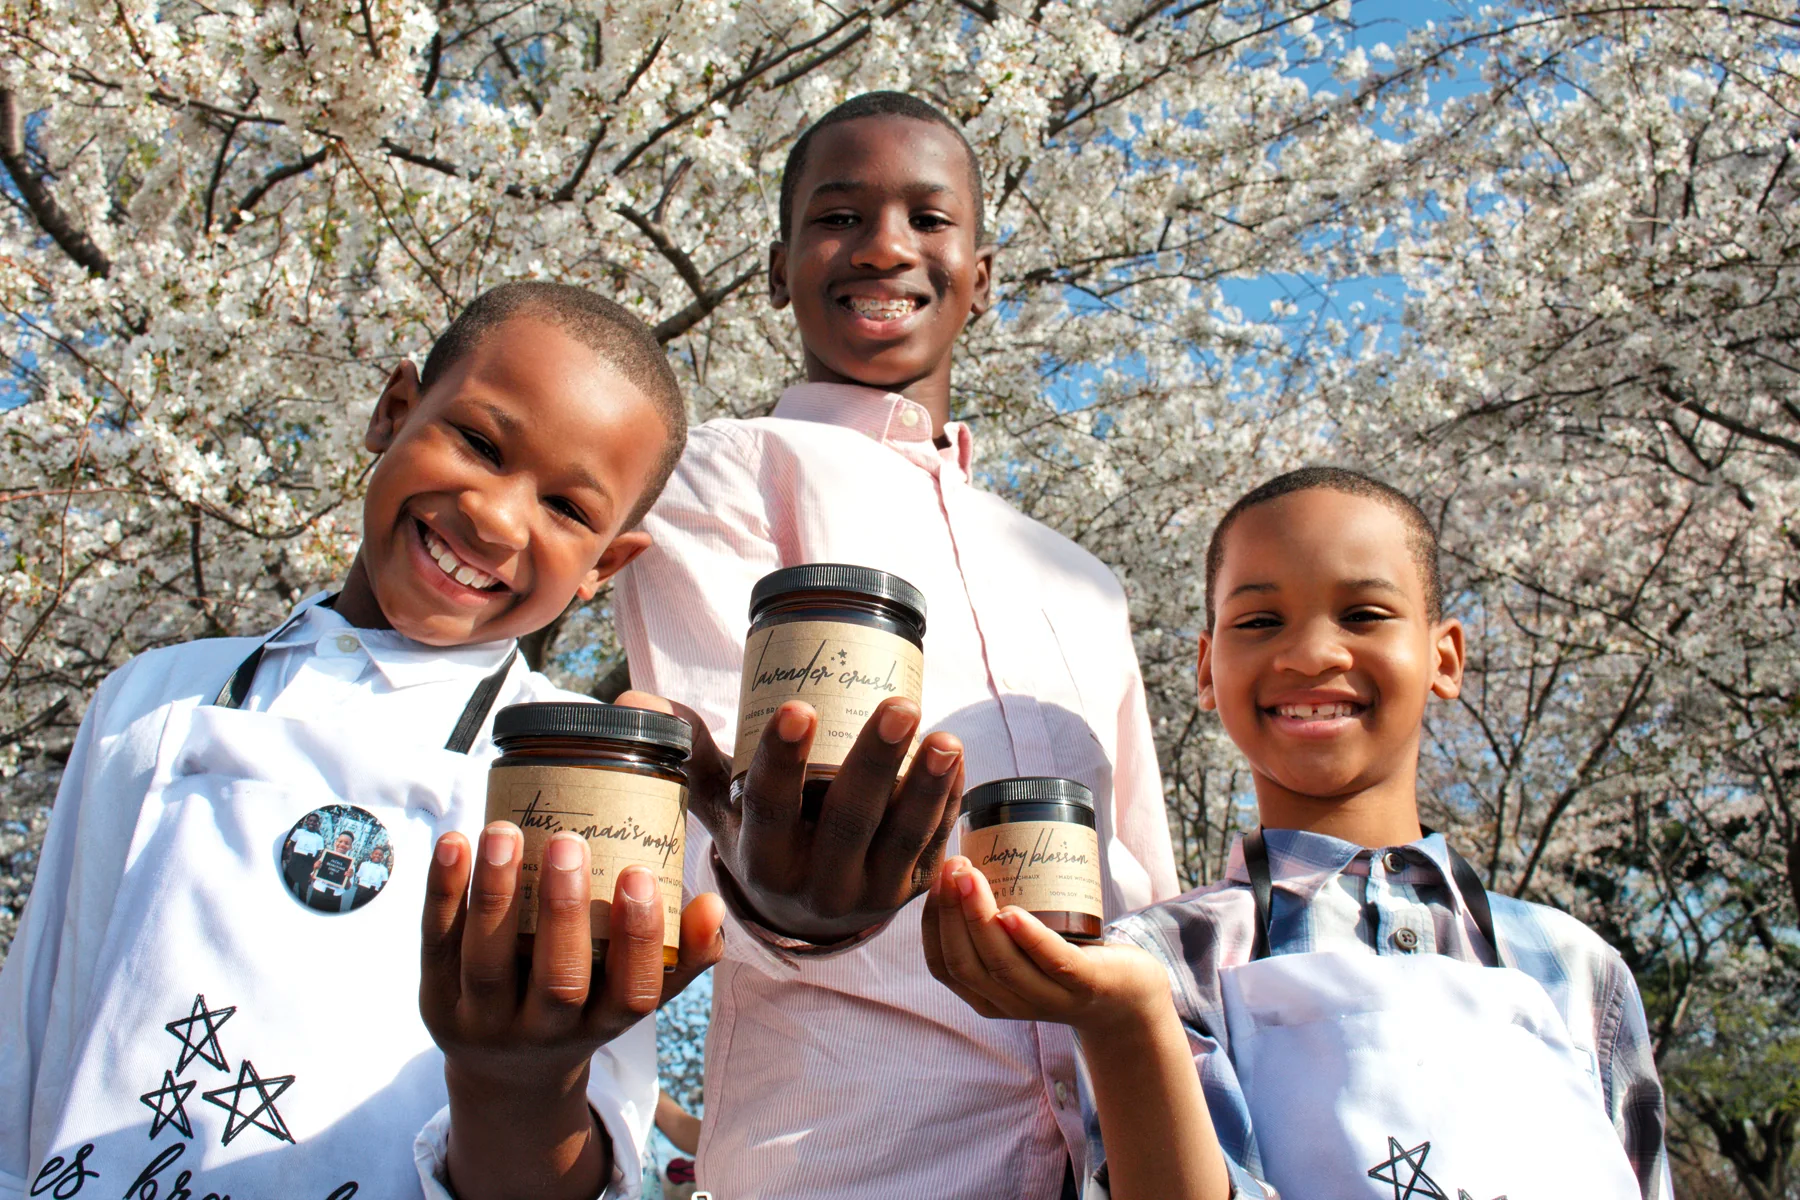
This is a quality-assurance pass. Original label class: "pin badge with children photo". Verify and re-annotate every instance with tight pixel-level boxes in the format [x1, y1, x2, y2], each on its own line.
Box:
[278, 805, 394, 914]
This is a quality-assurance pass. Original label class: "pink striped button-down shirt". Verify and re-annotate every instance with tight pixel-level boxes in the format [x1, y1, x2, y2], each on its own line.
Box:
[615, 383, 1179, 1200]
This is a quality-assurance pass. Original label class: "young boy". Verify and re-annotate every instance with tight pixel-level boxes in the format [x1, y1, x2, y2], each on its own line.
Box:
[925, 467, 1672, 1200]
[612, 92, 1179, 1198]
[0, 282, 724, 1200]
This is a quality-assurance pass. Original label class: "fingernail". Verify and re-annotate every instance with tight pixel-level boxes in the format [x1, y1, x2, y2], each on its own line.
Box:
[877, 700, 919, 745]
[924, 745, 959, 776]
[620, 866, 655, 903]
[954, 870, 975, 897]
[997, 909, 1022, 931]
[435, 837, 459, 867]
[546, 833, 584, 871]
[482, 825, 515, 866]
[776, 704, 811, 743]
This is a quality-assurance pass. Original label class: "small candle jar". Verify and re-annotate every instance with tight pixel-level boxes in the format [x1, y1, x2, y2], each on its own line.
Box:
[958, 777, 1104, 942]
[486, 702, 692, 965]
[734, 564, 926, 817]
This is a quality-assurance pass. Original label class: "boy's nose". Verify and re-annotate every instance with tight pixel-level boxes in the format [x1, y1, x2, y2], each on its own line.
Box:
[458, 480, 531, 552]
[1271, 619, 1355, 676]
[850, 209, 917, 271]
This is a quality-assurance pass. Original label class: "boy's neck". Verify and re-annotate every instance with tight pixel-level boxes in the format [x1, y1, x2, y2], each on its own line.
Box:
[1253, 776, 1424, 850]
[802, 356, 953, 439]
[332, 555, 393, 631]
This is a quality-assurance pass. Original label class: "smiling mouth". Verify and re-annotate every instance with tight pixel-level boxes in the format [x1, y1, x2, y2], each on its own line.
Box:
[416, 519, 507, 592]
[840, 295, 922, 322]
[1268, 702, 1363, 721]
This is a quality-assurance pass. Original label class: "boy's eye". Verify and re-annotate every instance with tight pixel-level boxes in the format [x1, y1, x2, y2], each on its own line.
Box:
[912, 212, 951, 231]
[1344, 608, 1394, 624]
[459, 427, 501, 465]
[1233, 615, 1281, 630]
[546, 496, 592, 529]
[816, 211, 858, 228]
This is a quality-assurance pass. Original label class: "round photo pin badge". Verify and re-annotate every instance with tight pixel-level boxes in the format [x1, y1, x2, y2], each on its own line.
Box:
[279, 804, 394, 914]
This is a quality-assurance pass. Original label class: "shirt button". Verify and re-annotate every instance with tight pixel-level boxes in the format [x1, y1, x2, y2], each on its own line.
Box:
[898, 408, 921, 428]
[1392, 927, 1420, 952]
[1382, 850, 1406, 873]
[1054, 1081, 1070, 1107]
[333, 634, 360, 654]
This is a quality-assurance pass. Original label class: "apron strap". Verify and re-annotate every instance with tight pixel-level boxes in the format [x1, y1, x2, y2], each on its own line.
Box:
[214, 595, 337, 709]
[1243, 827, 1276, 961]
[214, 595, 519, 757]
[444, 648, 519, 753]
[1240, 828, 1505, 967]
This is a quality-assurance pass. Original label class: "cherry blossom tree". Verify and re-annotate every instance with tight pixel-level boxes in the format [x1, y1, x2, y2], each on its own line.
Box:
[1, 0, 1794, 1191]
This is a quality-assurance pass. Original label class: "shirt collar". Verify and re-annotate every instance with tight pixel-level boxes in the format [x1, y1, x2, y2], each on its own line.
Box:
[772, 382, 976, 477]
[1225, 826, 1469, 906]
[266, 592, 517, 690]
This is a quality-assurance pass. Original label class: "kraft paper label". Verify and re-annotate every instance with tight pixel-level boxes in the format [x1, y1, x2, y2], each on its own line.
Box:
[486, 765, 685, 949]
[734, 619, 925, 771]
[961, 821, 1104, 919]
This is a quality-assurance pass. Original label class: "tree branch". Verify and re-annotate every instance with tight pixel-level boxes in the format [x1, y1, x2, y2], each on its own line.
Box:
[223, 145, 330, 231]
[0, 90, 111, 277]
[651, 265, 760, 344]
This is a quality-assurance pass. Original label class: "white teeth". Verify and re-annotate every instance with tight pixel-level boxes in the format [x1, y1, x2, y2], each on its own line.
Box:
[1275, 702, 1359, 720]
[420, 526, 499, 590]
[847, 296, 917, 320]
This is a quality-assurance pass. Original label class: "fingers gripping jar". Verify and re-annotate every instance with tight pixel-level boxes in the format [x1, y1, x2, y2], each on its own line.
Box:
[734, 564, 927, 815]
[958, 777, 1104, 942]
[485, 702, 692, 966]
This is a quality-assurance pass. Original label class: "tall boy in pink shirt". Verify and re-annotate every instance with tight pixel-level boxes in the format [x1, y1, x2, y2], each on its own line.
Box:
[615, 91, 1178, 1199]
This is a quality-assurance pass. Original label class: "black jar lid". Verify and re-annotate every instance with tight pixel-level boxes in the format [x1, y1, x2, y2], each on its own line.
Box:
[964, 776, 1095, 816]
[749, 564, 927, 631]
[493, 702, 693, 759]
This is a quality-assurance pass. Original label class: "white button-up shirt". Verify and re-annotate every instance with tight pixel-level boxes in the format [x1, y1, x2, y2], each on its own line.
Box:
[0, 600, 655, 1199]
[616, 383, 1179, 1199]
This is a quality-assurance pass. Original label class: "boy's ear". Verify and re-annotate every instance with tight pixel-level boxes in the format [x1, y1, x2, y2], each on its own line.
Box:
[966, 242, 998, 320]
[769, 241, 792, 310]
[1429, 617, 1466, 701]
[1196, 631, 1218, 712]
[574, 530, 654, 602]
[367, 361, 424, 453]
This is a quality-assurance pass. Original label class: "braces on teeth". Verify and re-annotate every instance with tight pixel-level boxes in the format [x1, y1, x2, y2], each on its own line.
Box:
[847, 297, 917, 319]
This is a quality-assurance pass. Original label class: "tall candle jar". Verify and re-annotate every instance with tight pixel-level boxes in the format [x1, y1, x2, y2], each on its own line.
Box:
[734, 564, 927, 816]
[486, 702, 692, 965]
[958, 777, 1104, 942]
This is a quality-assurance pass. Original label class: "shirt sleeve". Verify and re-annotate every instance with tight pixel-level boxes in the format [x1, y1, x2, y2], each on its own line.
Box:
[614, 423, 782, 749]
[0, 670, 123, 1198]
[615, 425, 824, 974]
[413, 1015, 658, 1200]
[1081, 921, 1277, 1200]
[1598, 956, 1673, 1200]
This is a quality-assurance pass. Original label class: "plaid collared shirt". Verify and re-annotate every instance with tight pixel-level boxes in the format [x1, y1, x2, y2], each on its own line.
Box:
[1085, 828, 1673, 1199]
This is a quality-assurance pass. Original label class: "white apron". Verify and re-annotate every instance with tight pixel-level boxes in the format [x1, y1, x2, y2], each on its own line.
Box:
[26, 625, 516, 1200]
[1219, 830, 1641, 1200]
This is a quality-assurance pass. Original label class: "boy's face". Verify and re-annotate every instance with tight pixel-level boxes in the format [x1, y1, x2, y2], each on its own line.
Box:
[351, 314, 663, 646]
[1198, 490, 1464, 813]
[771, 116, 994, 396]
[335, 834, 354, 853]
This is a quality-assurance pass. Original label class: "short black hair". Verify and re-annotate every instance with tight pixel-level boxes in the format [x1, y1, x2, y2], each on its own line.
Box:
[419, 282, 687, 527]
[1204, 467, 1444, 626]
[779, 91, 985, 243]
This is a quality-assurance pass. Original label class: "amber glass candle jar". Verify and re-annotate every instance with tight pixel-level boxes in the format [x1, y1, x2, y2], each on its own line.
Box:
[734, 564, 926, 817]
[959, 777, 1104, 942]
[486, 702, 692, 965]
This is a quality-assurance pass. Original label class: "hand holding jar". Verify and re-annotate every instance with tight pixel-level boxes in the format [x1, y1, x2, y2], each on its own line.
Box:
[617, 559, 966, 945]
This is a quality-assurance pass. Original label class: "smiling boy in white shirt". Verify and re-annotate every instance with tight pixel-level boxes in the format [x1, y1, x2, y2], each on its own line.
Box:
[0, 282, 725, 1200]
